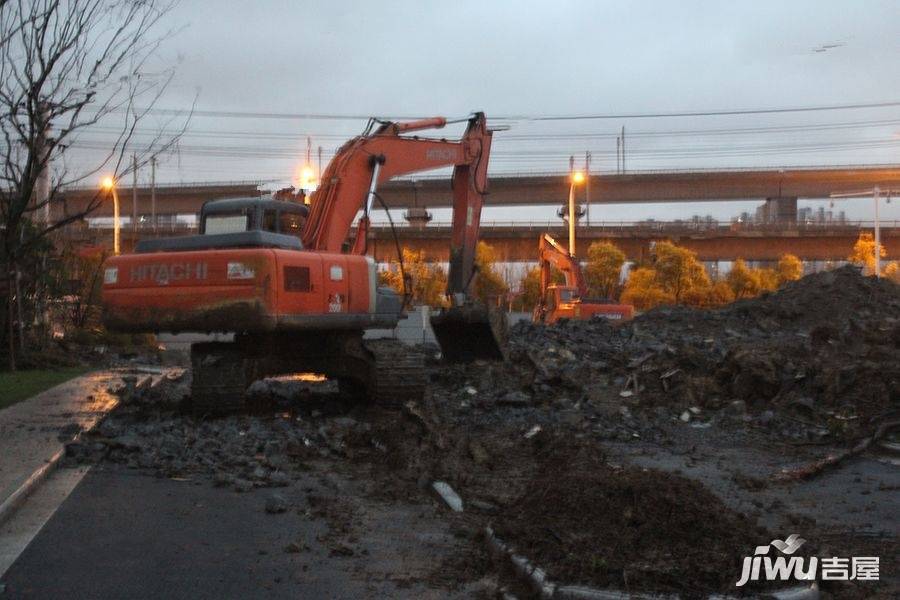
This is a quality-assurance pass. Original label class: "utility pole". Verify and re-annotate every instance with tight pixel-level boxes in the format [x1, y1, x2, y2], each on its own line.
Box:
[150, 157, 157, 233]
[616, 136, 620, 174]
[621, 126, 626, 173]
[132, 154, 138, 232]
[585, 151, 591, 226]
[317, 145, 323, 179]
[874, 186, 881, 277]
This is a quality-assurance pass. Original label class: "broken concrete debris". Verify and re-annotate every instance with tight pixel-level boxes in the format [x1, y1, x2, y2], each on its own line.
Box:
[265, 493, 288, 514]
[431, 481, 464, 512]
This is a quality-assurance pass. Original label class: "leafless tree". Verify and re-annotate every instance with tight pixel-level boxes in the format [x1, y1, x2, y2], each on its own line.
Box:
[0, 0, 189, 368]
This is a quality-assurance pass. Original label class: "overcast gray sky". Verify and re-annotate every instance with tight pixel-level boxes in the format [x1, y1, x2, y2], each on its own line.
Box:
[73, 0, 900, 220]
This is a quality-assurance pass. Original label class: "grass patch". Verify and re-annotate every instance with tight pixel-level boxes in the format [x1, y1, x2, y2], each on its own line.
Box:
[0, 367, 92, 411]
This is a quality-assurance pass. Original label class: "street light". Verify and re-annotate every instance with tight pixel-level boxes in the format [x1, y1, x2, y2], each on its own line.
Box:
[101, 176, 120, 255]
[298, 164, 316, 191]
[568, 171, 585, 255]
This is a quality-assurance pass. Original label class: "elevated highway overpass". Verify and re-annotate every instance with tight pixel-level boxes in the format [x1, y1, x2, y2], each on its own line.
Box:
[378, 165, 900, 208]
[69, 220, 899, 263]
[365, 221, 899, 263]
[57, 165, 900, 221]
[56, 166, 900, 263]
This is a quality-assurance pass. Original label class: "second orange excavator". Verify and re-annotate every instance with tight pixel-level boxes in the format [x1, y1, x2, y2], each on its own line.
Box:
[533, 233, 634, 324]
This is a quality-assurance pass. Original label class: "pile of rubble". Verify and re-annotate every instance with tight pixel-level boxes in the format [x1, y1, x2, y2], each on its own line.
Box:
[66, 373, 378, 491]
[449, 266, 899, 441]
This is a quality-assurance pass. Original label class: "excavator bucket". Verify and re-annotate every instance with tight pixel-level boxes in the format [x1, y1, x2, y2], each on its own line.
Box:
[430, 304, 507, 363]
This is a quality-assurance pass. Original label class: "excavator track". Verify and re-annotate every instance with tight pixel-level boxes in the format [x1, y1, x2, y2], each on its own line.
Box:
[189, 337, 424, 416]
[365, 339, 426, 408]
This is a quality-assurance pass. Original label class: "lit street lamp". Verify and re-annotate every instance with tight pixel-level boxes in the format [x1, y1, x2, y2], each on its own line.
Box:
[568, 170, 585, 255]
[101, 176, 120, 255]
[298, 164, 316, 191]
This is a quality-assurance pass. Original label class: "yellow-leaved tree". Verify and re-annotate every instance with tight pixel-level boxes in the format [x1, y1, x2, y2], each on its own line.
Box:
[621, 266, 675, 310]
[848, 233, 886, 275]
[726, 259, 761, 299]
[473, 242, 509, 305]
[884, 261, 900, 283]
[652, 241, 710, 303]
[379, 248, 448, 307]
[775, 254, 803, 284]
[583, 241, 626, 299]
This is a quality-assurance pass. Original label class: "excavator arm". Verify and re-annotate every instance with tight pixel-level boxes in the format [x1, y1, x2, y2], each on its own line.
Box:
[303, 113, 504, 362]
[303, 113, 491, 290]
[538, 233, 588, 295]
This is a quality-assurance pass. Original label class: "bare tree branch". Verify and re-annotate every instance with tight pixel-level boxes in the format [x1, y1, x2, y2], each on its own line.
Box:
[0, 0, 189, 366]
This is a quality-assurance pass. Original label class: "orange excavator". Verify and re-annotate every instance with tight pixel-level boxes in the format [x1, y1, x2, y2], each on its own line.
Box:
[101, 113, 504, 413]
[533, 233, 634, 324]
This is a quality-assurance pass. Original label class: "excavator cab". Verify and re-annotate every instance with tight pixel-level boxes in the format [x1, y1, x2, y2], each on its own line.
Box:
[200, 198, 308, 238]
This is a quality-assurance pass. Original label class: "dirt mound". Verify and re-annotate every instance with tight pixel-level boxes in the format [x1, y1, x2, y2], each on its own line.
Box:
[494, 266, 900, 439]
[493, 439, 768, 596]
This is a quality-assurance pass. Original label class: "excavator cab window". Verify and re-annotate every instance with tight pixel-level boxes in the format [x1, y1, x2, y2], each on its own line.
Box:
[262, 210, 278, 232]
[279, 212, 304, 237]
[203, 210, 253, 235]
[559, 288, 579, 303]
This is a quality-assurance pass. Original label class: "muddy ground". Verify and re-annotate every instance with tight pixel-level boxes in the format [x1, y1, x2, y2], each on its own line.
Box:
[65, 266, 898, 598]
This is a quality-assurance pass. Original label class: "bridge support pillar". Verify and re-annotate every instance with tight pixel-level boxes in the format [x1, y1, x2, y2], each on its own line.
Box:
[403, 207, 432, 229]
[761, 197, 797, 224]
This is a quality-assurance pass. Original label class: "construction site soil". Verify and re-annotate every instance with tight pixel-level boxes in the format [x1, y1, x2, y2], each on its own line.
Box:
[65, 266, 898, 598]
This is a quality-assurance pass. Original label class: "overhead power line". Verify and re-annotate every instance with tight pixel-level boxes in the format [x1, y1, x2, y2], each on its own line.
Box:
[67, 116, 900, 144]
[522, 100, 900, 121]
[96, 99, 900, 122]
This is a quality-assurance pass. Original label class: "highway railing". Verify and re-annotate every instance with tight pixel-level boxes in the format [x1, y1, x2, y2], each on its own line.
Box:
[68, 218, 900, 233]
[370, 220, 900, 231]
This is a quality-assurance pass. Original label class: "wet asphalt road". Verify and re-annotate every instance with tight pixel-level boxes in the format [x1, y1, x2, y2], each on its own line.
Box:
[1, 463, 475, 599]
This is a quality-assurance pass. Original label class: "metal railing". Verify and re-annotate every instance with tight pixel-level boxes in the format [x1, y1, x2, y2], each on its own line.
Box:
[369, 219, 900, 231]
[71, 218, 900, 233]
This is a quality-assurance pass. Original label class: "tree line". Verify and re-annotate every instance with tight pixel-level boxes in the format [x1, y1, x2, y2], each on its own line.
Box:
[379, 232, 899, 312]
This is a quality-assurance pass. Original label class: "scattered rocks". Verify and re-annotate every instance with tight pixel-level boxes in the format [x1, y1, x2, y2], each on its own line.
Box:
[265, 493, 288, 514]
[499, 391, 530, 406]
[233, 479, 253, 493]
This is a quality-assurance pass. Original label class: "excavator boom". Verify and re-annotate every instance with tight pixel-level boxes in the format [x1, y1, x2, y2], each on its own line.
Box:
[538, 233, 587, 295]
[304, 113, 504, 362]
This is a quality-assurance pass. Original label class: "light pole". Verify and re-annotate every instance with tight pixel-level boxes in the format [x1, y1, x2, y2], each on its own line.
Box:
[568, 170, 585, 256]
[874, 186, 881, 277]
[101, 176, 120, 255]
[830, 187, 894, 277]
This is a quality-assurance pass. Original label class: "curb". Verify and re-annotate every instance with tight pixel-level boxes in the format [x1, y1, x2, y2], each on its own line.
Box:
[0, 448, 65, 526]
[0, 371, 148, 526]
[484, 527, 820, 600]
